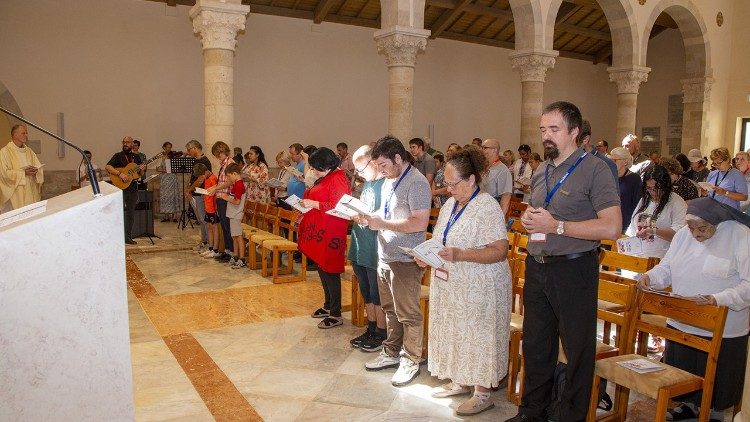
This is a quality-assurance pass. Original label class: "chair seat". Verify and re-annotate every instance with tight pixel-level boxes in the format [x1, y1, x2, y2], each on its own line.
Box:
[559, 340, 618, 364]
[595, 353, 702, 399]
[510, 313, 524, 332]
[250, 232, 283, 242]
[262, 239, 298, 249]
[420, 285, 430, 300]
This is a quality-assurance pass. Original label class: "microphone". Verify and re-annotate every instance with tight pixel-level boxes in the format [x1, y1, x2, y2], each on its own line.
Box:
[0, 106, 101, 197]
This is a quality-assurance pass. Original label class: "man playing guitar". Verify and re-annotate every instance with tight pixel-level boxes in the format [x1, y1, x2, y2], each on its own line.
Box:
[106, 136, 146, 245]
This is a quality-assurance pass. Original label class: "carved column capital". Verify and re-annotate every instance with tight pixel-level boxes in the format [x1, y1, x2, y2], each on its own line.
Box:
[190, 1, 251, 51]
[374, 27, 430, 67]
[607, 66, 651, 94]
[681, 77, 714, 103]
[509, 50, 558, 83]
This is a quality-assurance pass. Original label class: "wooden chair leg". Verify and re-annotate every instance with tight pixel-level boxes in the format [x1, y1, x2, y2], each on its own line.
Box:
[507, 331, 522, 404]
[655, 391, 670, 422]
[248, 240, 258, 269]
[603, 321, 612, 345]
[420, 298, 429, 359]
[587, 375, 601, 422]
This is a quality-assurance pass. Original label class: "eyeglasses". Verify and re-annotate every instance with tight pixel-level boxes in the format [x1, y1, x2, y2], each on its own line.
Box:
[355, 159, 372, 174]
[444, 178, 467, 189]
[482, 146, 496, 150]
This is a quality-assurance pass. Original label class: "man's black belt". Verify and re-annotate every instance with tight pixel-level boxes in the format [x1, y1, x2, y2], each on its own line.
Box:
[531, 248, 598, 264]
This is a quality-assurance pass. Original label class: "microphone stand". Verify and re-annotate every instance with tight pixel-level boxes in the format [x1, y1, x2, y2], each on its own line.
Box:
[0, 106, 101, 197]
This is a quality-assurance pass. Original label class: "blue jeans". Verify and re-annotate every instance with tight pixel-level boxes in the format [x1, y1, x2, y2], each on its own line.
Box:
[353, 262, 380, 306]
[192, 195, 208, 243]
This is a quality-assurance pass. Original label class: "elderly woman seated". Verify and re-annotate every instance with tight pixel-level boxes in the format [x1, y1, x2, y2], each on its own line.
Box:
[638, 197, 750, 421]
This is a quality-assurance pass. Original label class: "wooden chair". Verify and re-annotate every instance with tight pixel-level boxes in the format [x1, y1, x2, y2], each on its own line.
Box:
[246, 205, 284, 270]
[426, 207, 440, 240]
[507, 257, 526, 404]
[508, 218, 527, 234]
[587, 291, 728, 422]
[350, 274, 367, 327]
[260, 209, 307, 283]
[506, 197, 528, 221]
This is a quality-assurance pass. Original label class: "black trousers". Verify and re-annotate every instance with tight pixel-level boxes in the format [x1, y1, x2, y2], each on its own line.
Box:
[123, 187, 138, 240]
[664, 327, 748, 410]
[520, 252, 599, 422]
[217, 198, 233, 253]
[318, 269, 342, 317]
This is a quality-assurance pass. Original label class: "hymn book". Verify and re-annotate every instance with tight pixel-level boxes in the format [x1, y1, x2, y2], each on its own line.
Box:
[284, 194, 311, 213]
[266, 178, 286, 188]
[616, 358, 665, 374]
[399, 239, 445, 268]
[325, 194, 372, 220]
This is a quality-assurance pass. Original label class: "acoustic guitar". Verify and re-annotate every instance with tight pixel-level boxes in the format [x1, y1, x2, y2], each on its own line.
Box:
[110, 152, 164, 190]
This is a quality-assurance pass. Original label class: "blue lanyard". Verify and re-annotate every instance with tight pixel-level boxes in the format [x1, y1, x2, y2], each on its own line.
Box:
[442, 187, 480, 246]
[543, 152, 587, 209]
[383, 165, 412, 218]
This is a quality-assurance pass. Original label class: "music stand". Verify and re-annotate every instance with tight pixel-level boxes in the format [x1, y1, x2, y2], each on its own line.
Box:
[169, 156, 196, 230]
[133, 187, 161, 245]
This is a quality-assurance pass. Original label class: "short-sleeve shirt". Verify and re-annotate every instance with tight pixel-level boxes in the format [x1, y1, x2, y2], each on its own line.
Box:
[190, 155, 212, 197]
[413, 153, 436, 179]
[226, 179, 246, 220]
[286, 160, 306, 199]
[708, 168, 748, 210]
[348, 178, 385, 269]
[107, 151, 143, 192]
[526, 148, 621, 256]
[482, 161, 513, 200]
[203, 173, 218, 213]
[377, 166, 432, 263]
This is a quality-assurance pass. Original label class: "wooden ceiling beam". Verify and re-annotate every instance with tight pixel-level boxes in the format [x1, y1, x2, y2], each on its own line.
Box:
[314, 0, 338, 23]
[593, 45, 611, 64]
[556, 2, 581, 24]
[438, 31, 515, 50]
[556, 22, 610, 41]
[429, 0, 473, 39]
[427, 0, 513, 21]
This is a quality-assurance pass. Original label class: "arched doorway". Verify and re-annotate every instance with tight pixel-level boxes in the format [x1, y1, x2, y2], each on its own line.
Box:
[0, 81, 24, 145]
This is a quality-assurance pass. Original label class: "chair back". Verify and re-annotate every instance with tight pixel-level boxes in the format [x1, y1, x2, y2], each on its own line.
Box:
[506, 198, 528, 221]
[276, 209, 297, 240]
[597, 279, 637, 352]
[243, 201, 257, 225]
[262, 205, 280, 233]
[599, 249, 657, 274]
[253, 202, 268, 227]
[511, 234, 529, 260]
[511, 258, 526, 314]
[508, 218, 527, 234]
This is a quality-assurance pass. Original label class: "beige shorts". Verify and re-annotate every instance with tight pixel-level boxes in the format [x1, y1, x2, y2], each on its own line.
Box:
[230, 218, 242, 237]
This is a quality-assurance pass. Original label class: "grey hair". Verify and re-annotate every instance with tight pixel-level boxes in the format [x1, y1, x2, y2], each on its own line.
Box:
[185, 139, 202, 150]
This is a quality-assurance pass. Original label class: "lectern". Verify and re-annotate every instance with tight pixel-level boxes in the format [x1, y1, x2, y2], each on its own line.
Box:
[0, 183, 133, 420]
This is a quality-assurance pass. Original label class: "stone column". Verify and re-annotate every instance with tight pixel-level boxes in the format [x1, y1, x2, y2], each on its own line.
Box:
[608, 66, 650, 143]
[374, 27, 430, 143]
[190, 0, 250, 160]
[509, 50, 558, 152]
[680, 77, 713, 152]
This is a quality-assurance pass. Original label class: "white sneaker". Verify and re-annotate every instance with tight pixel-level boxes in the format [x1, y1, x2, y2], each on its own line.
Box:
[193, 243, 206, 252]
[228, 257, 237, 266]
[201, 250, 216, 258]
[364, 350, 400, 371]
[231, 260, 246, 269]
[391, 357, 420, 386]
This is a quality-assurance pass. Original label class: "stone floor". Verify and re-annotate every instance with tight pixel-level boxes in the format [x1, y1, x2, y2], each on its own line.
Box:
[128, 221, 661, 421]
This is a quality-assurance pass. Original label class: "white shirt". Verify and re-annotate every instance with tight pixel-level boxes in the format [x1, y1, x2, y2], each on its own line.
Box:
[625, 192, 687, 258]
[646, 221, 750, 338]
[512, 159, 533, 193]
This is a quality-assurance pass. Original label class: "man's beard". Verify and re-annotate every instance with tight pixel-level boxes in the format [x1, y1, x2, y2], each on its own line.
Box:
[122, 146, 132, 153]
[543, 141, 559, 160]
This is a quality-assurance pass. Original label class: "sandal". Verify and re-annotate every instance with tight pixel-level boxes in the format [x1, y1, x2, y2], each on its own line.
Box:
[311, 308, 330, 318]
[317, 316, 343, 329]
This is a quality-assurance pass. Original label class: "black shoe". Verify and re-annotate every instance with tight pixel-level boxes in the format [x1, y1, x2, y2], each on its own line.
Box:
[360, 333, 385, 352]
[125, 238, 137, 245]
[215, 253, 232, 263]
[667, 403, 699, 421]
[350, 330, 371, 348]
[505, 414, 544, 422]
[307, 262, 318, 271]
[311, 308, 330, 318]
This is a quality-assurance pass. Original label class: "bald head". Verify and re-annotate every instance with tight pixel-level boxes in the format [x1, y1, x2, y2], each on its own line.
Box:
[482, 138, 500, 162]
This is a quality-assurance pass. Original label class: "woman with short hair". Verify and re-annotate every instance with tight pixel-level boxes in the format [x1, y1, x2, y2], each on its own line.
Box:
[420, 146, 511, 416]
[297, 147, 351, 329]
[659, 157, 699, 201]
[704, 147, 748, 210]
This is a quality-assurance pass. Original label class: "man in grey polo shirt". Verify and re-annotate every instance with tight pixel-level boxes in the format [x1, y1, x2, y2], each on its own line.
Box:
[409, 138, 436, 185]
[358, 135, 432, 387]
[481, 138, 513, 215]
[505, 102, 621, 422]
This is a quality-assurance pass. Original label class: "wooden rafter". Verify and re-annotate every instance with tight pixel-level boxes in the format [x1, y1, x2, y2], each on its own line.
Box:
[313, 0, 337, 23]
[429, 0, 473, 39]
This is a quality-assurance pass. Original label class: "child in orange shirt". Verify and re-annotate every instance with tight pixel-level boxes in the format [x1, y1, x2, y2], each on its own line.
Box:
[194, 163, 220, 258]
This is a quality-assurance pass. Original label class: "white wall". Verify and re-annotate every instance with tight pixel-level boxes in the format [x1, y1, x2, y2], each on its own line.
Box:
[1, 0, 639, 172]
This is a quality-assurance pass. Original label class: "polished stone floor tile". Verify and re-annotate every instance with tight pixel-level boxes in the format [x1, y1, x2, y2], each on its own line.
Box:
[295, 401, 384, 421]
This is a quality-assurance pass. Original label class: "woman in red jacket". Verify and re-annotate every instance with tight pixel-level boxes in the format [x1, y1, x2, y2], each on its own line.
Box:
[298, 147, 352, 329]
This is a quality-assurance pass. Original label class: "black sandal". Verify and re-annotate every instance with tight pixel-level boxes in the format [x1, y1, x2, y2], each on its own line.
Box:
[318, 317, 343, 329]
[311, 308, 330, 318]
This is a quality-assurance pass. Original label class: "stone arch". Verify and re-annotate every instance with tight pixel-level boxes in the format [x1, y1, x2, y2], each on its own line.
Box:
[507, 0, 544, 51]
[641, 0, 710, 78]
[543, 0, 639, 67]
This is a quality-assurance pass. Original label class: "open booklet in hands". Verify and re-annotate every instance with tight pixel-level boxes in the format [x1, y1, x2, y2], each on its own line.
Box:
[325, 194, 372, 220]
[284, 194, 312, 213]
[399, 238, 445, 268]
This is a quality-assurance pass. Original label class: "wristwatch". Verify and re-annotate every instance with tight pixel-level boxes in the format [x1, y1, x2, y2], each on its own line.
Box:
[556, 220, 565, 235]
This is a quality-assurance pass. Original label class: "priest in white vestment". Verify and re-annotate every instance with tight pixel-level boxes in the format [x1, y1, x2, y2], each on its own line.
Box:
[0, 124, 44, 211]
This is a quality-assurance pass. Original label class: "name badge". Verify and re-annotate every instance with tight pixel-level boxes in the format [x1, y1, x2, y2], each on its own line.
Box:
[435, 268, 449, 282]
[529, 233, 547, 243]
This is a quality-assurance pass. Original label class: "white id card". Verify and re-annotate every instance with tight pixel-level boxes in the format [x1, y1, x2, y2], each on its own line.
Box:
[529, 233, 547, 242]
[435, 268, 449, 282]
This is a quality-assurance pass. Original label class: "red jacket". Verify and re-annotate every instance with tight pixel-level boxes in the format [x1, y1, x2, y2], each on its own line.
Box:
[299, 169, 351, 273]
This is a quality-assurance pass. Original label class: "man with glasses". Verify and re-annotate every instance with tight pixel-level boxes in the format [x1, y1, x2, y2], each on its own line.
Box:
[481, 138, 513, 215]
[595, 139, 609, 155]
[287, 143, 306, 200]
[357, 135, 431, 387]
[185, 140, 212, 251]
